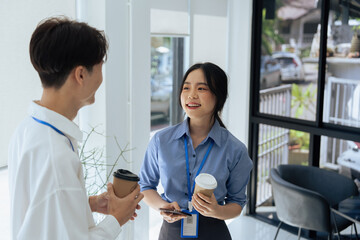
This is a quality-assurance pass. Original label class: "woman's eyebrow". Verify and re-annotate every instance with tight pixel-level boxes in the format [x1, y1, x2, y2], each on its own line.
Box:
[183, 81, 208, 86]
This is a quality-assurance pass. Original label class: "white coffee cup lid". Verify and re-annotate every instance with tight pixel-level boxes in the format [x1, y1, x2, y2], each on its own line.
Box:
[195, 173, 217, 190]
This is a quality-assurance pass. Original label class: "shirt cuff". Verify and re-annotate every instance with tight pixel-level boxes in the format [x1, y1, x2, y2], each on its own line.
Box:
[225, 199, 247, 209]
[98, 215, 122, 238]
[140, 185, 157, 192]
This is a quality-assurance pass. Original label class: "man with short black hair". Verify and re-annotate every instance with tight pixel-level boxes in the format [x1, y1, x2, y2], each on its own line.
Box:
[8, 17, 143, 239]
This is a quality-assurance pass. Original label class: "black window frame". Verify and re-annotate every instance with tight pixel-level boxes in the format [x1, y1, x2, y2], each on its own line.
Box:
[247, 0, 360, 217]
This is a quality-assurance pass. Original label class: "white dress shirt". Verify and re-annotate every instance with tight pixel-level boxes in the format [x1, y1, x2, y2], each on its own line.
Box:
[8, 101, 121, 240]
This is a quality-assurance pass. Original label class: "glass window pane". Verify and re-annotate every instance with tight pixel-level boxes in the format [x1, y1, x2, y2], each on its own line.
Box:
[256, 124, 309, 218]
[151, 37, 188, 134]
[151, 37, 174, 131]
[320, 135, 360, 176]
[151, 37, 187, 132]
[256, 124, 309, 206]
[323, 1, 360, 128]
[259, 0, 320, 121]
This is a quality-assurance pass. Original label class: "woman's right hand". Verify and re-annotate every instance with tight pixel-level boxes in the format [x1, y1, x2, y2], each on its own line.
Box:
[160, 202, 187, 223]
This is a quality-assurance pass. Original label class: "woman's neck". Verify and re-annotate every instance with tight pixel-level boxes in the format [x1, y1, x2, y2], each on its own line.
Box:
[189, 117, 214, 148]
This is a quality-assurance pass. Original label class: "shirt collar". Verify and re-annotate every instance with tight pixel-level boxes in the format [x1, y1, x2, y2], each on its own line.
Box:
[207, 120, 222, 147]
[173, 118, 222, 147]
[173, 118, 190, 140]
[28, 101, 83, 142]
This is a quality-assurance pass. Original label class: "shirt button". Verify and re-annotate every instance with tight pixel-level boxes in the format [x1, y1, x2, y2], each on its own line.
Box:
[185, 193, 188, 196]
[193, 154, 196, 158]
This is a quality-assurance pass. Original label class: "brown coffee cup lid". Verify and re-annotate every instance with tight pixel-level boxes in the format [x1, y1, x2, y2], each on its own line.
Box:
[113, 169, 140, 181]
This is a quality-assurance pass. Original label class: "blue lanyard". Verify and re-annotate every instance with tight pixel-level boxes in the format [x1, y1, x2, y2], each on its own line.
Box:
[184, 136, 214, 202]
[32, 116, 75, 152]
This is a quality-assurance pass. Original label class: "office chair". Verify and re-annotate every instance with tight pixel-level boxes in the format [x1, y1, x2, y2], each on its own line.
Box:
[270, 164, 359, 240]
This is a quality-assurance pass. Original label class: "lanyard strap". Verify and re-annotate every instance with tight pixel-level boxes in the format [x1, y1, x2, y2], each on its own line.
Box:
[32, 116, 75, 152]
[184, 136, 214, 202]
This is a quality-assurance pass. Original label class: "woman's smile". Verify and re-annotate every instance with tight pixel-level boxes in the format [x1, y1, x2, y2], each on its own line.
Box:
[186, 102, 201, 109]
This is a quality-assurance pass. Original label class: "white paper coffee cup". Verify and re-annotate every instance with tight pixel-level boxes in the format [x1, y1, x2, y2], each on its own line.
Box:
[193, 173, 217, 197]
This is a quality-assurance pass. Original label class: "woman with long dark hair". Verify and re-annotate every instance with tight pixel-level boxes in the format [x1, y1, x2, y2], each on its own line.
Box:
[139, 62, 253, 239]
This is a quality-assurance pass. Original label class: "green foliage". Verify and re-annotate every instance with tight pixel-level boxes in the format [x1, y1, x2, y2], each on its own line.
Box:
[289, 129, 310, 150]
[300, 47, 311, 58]
[290, 83, 316, 150]
[262, 9, 284, 55]
[352, 19, 360, 34]
[291, 83, 316, 118]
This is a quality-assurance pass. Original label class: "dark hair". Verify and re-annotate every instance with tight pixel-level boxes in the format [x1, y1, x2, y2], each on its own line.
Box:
[29, 17, 108, 89]
[179, 62, 228, 128]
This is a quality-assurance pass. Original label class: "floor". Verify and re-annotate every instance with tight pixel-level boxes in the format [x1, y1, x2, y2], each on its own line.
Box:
[148, 207, 301, 240]
[1, 167, 357, 239]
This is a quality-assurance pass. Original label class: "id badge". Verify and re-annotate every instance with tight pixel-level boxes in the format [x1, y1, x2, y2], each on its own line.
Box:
[181, 210, 199, 238]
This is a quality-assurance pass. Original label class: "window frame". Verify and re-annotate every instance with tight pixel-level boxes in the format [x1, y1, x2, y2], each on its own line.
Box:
[247, 0, 360, 216]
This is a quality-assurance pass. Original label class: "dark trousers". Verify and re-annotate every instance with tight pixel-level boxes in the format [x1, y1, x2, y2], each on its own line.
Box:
[158, 214, 232, 240]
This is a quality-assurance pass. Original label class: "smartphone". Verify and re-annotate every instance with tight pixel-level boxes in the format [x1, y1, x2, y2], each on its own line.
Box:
[159, 208, 192, 216]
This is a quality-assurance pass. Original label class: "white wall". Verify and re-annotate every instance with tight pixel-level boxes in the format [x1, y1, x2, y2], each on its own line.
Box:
[224, 0, 253, 145]
[0, 1, 75, 167]
[150, 0, 189, 35]
[190, 0, 228, 69]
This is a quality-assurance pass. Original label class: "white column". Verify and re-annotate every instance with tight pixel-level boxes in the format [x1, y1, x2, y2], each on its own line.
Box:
[105, 0, 150, 239]
[224, 0, 253, 144]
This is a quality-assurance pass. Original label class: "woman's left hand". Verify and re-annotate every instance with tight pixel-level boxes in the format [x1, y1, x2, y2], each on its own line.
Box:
[191, 193, 220, 218]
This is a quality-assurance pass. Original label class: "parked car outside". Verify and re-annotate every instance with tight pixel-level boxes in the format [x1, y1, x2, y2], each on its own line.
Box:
[260, 55, 282, 90]
[272, 52, 305, 82]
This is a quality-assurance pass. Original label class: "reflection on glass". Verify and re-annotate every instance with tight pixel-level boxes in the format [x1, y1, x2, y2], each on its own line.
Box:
[259, 0, 320, 121]
[323, 1, 360, 127]
[151, 37, 173, 131]
[256, 124, 309, 215]
[320, 136, 360, 181]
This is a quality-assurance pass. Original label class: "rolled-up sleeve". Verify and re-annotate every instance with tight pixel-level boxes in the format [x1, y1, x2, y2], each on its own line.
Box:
[139, 135, 160, 192]
[225, 148, 253, 208]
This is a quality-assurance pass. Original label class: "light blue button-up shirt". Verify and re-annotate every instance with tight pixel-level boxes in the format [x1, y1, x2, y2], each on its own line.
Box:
[139, 119, 253, 209]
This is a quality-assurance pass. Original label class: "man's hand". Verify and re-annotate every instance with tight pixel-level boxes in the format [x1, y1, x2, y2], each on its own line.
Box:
[89, 192, 109, 214]
[107, 183, 144, 226]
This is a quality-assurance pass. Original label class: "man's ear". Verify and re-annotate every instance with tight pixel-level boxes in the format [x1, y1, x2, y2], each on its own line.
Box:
[74, 66, 85, 86]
